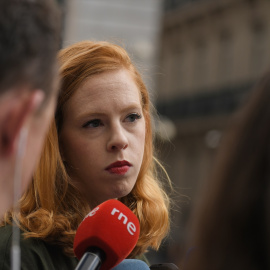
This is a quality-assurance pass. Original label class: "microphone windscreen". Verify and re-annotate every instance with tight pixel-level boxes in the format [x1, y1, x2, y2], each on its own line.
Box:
[74, 199, 140, 270]
[112, 259, 150, 270]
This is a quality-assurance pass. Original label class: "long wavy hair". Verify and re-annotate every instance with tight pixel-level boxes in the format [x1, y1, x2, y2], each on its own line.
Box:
[3, 41, 171, 258]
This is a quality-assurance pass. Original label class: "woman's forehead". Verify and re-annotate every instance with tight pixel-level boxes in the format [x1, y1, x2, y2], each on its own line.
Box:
[64, 69, 142, 115]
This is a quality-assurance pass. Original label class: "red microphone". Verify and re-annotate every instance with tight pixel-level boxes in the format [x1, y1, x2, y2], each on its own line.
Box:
[74, 199, 140, 270]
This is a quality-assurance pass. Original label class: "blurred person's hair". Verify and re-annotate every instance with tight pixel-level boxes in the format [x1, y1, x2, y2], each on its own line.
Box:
[0, 0, 61, 102]
[185, 71, 270, 269]
[3, 41, 171, 258]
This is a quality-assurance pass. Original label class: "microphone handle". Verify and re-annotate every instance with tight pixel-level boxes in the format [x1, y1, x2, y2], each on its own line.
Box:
[75, 247, 105, 270]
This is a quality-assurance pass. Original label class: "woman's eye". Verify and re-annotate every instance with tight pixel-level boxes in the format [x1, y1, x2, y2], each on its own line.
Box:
[125, 113, 142, 123]
[82, 119, 102, 128]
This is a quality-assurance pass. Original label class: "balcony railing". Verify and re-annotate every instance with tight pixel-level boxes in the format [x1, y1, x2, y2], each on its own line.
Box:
[164, 0, 211, 12]
[156, 83, 254, 120]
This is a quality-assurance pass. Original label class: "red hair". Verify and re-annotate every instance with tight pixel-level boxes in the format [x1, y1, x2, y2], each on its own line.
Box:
[3, 41, 171, 257]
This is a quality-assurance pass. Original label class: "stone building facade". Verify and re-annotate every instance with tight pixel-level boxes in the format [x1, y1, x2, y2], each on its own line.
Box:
[154, 0, 270, 265]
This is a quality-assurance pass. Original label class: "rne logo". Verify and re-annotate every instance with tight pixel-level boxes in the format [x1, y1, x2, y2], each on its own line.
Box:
[84, 207, 100, 220]
[111, 208, 136, 235]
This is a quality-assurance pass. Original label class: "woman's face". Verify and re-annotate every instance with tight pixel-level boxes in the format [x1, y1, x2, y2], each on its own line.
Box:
[60, 69, 146, 208]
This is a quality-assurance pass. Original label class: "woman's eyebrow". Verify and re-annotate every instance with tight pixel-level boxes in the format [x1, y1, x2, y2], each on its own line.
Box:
[119, 103, 142, 112]
[75, 111, 107, 121]
[73, 101, 143, 121]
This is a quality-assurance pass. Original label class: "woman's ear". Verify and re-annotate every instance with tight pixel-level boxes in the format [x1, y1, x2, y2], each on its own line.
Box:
[1, 89, 44, 156]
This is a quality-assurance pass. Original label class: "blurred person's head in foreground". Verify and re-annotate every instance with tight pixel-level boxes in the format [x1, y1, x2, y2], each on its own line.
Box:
[0, 0, 61, 217]
[185, 70, 270, 270]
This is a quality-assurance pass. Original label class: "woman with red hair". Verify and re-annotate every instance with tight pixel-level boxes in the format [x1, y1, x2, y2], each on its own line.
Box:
[0, 41, 171, 269]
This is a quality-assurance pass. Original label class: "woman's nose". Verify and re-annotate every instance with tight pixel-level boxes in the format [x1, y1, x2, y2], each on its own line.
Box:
[107, 126, 128, 151]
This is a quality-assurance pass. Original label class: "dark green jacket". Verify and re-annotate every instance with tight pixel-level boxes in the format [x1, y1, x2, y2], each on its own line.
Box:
[0, 225, 149, 269]
[0, 225, 78, 270]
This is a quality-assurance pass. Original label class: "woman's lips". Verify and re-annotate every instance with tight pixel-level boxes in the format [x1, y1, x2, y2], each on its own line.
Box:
[105, 160, 131, 175]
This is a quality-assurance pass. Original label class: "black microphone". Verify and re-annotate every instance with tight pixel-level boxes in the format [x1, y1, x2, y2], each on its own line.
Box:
[150, 263, 179, 270]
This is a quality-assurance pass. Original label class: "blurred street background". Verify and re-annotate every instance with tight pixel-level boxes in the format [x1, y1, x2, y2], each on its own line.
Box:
[57, 0, 270, 266]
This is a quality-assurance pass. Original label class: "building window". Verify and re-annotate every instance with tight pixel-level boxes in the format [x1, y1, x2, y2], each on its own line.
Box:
[164, 0, 207, 12]
[170, 47, 185, 93]
[218, 30, 234, 85]
[250, 21, 268, 78]
[193, 40, 208, 89]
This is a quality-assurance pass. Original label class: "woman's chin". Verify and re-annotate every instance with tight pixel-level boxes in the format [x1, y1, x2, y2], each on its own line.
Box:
[110, 187, 133, 200]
